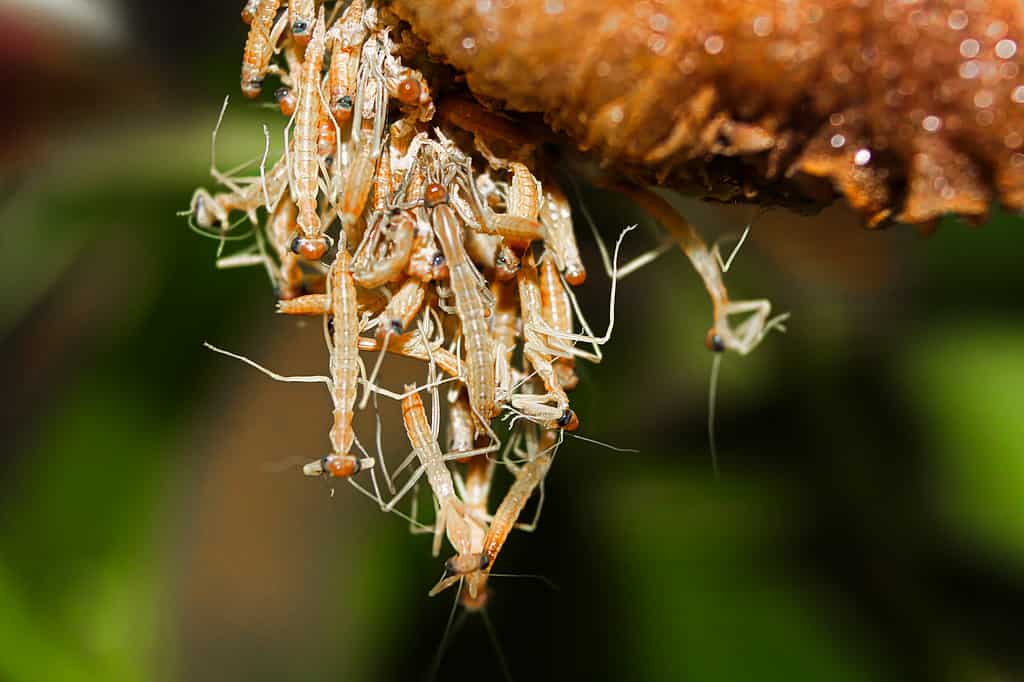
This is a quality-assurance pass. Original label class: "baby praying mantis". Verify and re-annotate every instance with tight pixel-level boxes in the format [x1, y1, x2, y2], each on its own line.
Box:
[341, 25, 388, 230]
[539, 255, 579, 390]
[286, 7, 334, 261]
[473, 137, 545, 247]
[240, 0, 287, 98]
[300, 248, 366, 477]
[510, 250, 578, 431]
[426, 180, 499, 422]
[376, 278, 427, 337]
[326, 0, 366, 125]
[205, 245, 378, 480]
[538, 177, 587, 286]
[615, 185, 789, 355]
[188, 98, 290, 233]
[397, 385, 482, 557]
[430, 449, 554, 600]
[352, 210, 416, 288]
[355, 305, 502, 514]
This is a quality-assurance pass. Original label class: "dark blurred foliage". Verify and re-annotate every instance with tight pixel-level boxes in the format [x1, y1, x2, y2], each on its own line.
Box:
[2, 2, 1024, 681]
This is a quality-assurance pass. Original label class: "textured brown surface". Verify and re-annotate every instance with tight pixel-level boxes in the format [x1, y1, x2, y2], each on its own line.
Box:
[392, 0, 1024, 224]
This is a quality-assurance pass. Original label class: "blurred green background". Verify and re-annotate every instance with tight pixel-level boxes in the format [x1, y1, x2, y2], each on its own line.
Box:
[2, 3, 1024, 681]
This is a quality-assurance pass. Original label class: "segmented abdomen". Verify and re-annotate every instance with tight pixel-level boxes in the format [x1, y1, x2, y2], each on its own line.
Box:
[241, 0, 282, 98]
[433, 203, 496, 419]
[293, 16, 327, 234]
[329, 252, 359, 456]
[402, 390, 456, 501]
[450, 261, 496, 419]
[481, 453, 551, 564]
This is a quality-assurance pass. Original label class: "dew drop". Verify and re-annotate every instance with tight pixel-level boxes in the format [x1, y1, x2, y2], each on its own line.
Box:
[995, 39, 1017, 59]
[960, 38, 980, 58]
[947, 9, 968, 30]
[704, 35, 724, 55]
[854, 148, 872, 166]
[832, 64, 852, 83]
[922, 115, 942, 132]
[461, 36, 476, 51]
[648, 35, 667, 54]
[753, 16, 773, 37]
[959, 60, 980, 79]
[830, 133, 846, 148]
[986, 20, 1008, 39]
[974, 90, 994, 108]
[1005, 131, 1023, 149]
[1013, 85, 1024, 104]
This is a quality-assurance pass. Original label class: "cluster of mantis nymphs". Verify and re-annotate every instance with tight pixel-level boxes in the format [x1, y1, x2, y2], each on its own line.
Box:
[186, 0, 788, 611]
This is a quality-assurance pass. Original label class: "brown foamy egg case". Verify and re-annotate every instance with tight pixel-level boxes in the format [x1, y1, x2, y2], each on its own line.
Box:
[393, 0, 1024, 225]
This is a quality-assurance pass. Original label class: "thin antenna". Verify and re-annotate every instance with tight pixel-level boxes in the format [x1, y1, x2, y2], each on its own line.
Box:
[566, 173, 614, 277]
[427, 579, 464, 682]
[569, 433, 640, 454]
[481, 607, 514, 682]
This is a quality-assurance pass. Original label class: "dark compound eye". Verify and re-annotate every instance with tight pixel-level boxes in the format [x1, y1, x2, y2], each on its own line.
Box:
[292, 20, 309, 33]
[705, 329, 725, 353]
[431, 252, 445, 267]
[290, 235, 302, 255]
[274, 87, 290, 101]
[556, 409, 579, 431]
[390, 320, 404, 335]
[327, 315, 335, 337]
[337, 95, 353, 111]
[478, 555, 490, 570]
